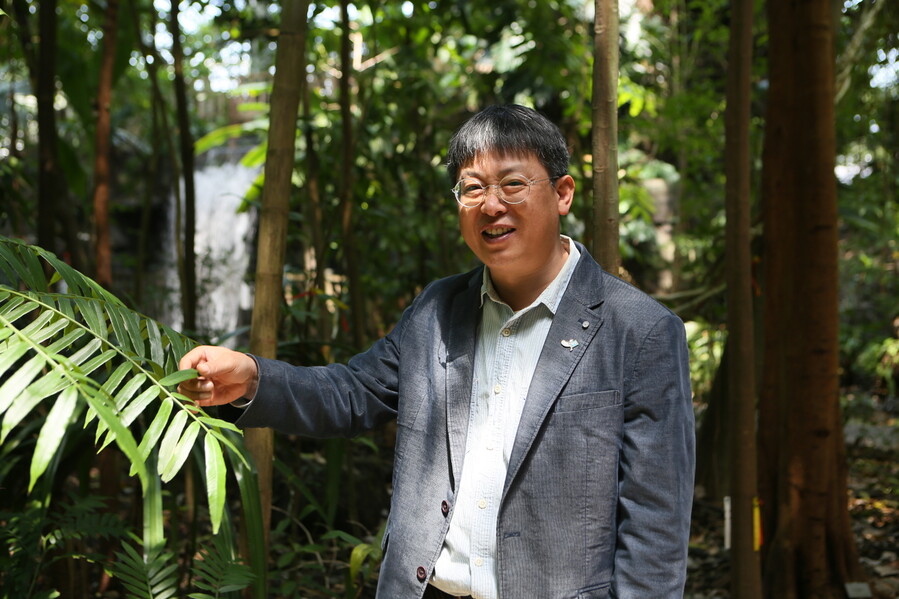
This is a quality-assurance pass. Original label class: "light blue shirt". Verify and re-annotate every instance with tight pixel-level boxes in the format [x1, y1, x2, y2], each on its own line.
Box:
[432, 237, 580, 599]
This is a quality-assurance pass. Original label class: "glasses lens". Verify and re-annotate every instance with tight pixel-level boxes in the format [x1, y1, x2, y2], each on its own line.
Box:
[456, 179, 486, 207]
[499, 176, 530, 205]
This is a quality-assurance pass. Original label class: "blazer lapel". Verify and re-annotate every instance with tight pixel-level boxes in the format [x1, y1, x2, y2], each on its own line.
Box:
[503, 248, 606, 492]
[444, 269, 482, 490]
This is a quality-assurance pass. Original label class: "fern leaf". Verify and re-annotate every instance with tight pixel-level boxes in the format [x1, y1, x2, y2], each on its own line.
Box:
[189, 532, 255, 595]
[111, 539, 178, 599]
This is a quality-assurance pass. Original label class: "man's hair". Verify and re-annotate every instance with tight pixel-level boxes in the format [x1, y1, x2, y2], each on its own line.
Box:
[446, 105, 570, 183]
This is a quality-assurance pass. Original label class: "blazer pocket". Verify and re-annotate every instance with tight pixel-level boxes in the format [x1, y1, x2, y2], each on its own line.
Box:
[554, 390, 620, 413]
[577, 581, 611, 599]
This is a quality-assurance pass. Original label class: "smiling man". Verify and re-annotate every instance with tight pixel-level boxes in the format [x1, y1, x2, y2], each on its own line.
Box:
[178, 105, 695, 599]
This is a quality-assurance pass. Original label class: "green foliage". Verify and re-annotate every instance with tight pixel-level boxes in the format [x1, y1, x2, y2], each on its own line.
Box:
[0, 493, 128, 598]
[109, 536, 179, 599]
[188, 533, 255, 598]
[0, 236, 244, 532]
[0, 236, 271, 597]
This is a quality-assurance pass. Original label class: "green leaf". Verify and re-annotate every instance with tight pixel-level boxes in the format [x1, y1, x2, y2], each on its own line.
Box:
[157, 410, 188, 476]
[158, 369, 199, 387]
[74, 297, 108, 341]
[349, 541, 376, 582]
[160, 420, 201, 482]
[77, 346, 116, 375]
[107, 305, 132, 353]
[0, 354, 46, 420]
[0, 338, 31, 381]
[30, 386, 79, 491]
[145, 320, 164, 367]
[120, 386, 162, 427]
[122, 308, 145, 356]
[135, 399, 174, 469]
[204, 434, 226, 533]
[83, 386, 147, 490]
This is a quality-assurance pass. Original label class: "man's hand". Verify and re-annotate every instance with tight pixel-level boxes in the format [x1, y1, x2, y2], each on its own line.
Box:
[177, 346, 259, 407]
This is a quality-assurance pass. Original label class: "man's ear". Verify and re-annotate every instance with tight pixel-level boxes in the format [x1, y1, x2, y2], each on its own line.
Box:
[555, 175, 575, 216]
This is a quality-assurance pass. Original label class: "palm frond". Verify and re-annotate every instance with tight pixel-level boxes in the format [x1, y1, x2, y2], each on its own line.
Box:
[0, 236, 245, 531]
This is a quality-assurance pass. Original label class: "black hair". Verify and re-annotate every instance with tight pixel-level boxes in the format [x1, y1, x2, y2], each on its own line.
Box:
[446, 104, 570, 183]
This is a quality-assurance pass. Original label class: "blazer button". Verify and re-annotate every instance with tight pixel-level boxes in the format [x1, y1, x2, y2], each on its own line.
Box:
[441, 500, 450, 517]
[416, 566, 427, 582]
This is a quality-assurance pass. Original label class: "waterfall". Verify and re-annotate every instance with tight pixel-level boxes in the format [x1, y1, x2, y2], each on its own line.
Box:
[153, 160, 259, 348]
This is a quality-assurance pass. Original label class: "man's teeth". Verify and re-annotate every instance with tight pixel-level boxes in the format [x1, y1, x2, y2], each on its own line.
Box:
[484, 227, 513, 237]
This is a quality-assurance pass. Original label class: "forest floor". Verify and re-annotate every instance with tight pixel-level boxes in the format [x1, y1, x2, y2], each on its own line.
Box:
[685, 393, 899, 598]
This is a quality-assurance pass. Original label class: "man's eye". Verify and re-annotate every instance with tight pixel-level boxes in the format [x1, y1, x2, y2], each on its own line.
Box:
[462, 184, 485, 196]
[502, 178, 528, 191]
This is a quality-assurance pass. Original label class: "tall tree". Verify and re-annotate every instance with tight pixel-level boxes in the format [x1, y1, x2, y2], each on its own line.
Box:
[35, 0, 59, 256]
[246, 0, 311, 574]
[591, 0, 620, 272]
[758, 0, 866, 596]
[170, 0, 197, 333]
[723, 0, 761, 595]
[338, 0, 365, 349]
[92, 0, 119, 289]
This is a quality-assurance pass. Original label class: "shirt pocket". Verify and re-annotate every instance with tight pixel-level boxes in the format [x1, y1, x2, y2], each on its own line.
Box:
[553, 389, 620, 413]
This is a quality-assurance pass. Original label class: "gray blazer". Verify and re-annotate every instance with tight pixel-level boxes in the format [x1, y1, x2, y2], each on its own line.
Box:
[237, 243, 695, 598]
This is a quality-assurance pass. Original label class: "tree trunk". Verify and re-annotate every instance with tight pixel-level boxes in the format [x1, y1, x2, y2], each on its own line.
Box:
[302, 78, 330, 349]
[591, 0, 620, 272]
[338, 0, 365, 350]
[758, 0, 867, 596]
[92, 0, 119, 289]
[131, 0, 182, 311]
[723, 0, 761, 594]
[36, 0, 59, 256]
[247, 0, 311, 575]
[170, 0, 197, 334]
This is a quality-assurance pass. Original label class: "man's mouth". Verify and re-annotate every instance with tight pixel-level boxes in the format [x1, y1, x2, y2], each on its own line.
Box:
[483, 226, 515, 239]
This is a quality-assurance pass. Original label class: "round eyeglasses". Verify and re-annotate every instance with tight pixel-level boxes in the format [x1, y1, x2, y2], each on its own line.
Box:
[451, 175, 556, 208]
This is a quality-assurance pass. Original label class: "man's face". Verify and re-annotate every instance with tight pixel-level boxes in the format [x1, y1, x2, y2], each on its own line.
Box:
[457, 151, 574, 287]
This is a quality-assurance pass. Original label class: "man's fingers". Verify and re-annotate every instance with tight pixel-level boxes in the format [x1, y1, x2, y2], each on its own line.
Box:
[178, 346, 208, 371]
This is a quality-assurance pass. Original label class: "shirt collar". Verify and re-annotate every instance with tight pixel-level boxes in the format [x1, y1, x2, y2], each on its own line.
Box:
[480, 235, 581, 315]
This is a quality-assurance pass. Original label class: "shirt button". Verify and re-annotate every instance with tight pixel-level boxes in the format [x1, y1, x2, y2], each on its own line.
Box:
[501, 327, 512, 337]
[441, 500, 450, 516]
[416, 566, 427, 582]
[493, 383, 502, 394]
[478, 498, 487, 509]
[474, 557, 484, 567]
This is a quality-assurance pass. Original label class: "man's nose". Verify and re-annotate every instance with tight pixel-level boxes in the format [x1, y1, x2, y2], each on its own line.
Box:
[480, 186, 506, 215]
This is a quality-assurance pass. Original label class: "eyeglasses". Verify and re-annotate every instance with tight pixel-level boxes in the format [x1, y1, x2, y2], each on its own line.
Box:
[451, 175, 556, 208]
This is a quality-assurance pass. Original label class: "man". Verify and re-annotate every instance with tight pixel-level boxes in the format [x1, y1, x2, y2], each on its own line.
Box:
[179, 105, 695, 599]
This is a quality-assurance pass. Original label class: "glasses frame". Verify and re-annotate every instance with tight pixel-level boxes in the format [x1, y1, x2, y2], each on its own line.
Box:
[451, 175, 558, 208]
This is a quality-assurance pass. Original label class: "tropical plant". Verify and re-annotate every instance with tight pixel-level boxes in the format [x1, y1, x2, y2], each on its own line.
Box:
[0, 235, 267, 596]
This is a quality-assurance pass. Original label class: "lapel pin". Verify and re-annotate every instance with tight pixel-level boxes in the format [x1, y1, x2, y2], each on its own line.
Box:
[561, 339, 579, 351]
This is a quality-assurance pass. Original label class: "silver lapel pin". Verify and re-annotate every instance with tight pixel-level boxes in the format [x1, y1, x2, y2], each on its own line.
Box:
[561, 339, 579, 351]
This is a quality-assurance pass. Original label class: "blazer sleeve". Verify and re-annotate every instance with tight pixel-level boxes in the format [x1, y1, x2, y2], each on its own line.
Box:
[613, 311, 695, 598]
[233, 306, 411, 438]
